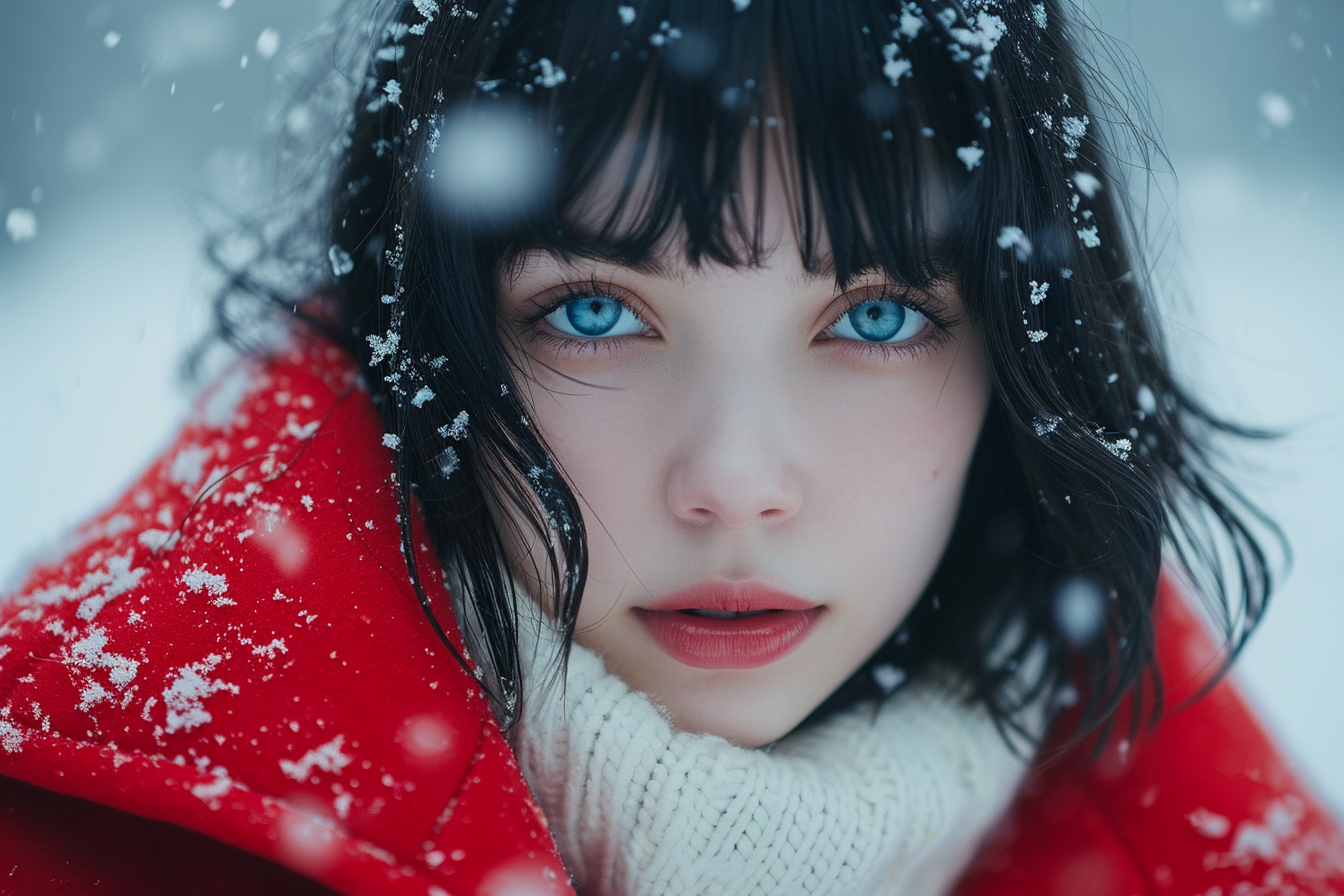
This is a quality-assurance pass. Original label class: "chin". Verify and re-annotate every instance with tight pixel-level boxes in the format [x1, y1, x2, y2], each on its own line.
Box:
[658, 693, 813, 748]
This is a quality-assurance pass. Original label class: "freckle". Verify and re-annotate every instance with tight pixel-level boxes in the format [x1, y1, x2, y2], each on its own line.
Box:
[931, 469, 940, 480]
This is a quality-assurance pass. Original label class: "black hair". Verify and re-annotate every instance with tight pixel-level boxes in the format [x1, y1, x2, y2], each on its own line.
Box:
[208, 0, 1282, 748]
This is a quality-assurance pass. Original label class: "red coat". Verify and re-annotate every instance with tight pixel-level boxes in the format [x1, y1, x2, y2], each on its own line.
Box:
[1, 338, 1340, 896]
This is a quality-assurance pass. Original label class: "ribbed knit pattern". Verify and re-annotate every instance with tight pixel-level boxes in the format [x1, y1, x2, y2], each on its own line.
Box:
[511, 616, 1035, 896]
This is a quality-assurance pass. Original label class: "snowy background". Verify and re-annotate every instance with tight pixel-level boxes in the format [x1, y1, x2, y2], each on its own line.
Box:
[1, 1, 1341, 812]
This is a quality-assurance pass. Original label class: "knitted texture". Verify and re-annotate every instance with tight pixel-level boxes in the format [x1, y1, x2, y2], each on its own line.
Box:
[510, 614, 1033, 896]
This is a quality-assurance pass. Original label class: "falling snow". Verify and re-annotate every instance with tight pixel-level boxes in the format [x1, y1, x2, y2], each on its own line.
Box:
[382, 433, 401, 450]
[328, 245, 354, 277]
[618, 5, 636, 24]
[899, 4, 925, 38]
[1029, 280, 1049, 305]
[202, 369, 253, 427]
[1071, 171, 1102, 198]
[433, 106, 551, 223]
[411, 386, 436, 408]
[1053, 577, 1105, 645]
[1137, 385, 1157, 415]
[6, 208, 38, 243]
[956, 143, 984, 170]
[1260, 91, 1294, 129]
[882, 44, 912, 85]
[872, 664, 907, 694]
[1077, 225, 1101, 248]
[255, 28, 280, 60]
[1188, 807, 1233, 839]
[535, 59, 567, 88]
[996, 225, 1032, 261]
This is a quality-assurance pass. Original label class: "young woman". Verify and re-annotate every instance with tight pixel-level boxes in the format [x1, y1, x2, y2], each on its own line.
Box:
[1, 0, 1341, 894]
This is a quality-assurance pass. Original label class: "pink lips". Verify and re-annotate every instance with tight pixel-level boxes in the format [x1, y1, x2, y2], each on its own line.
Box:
[633, 581, 824, 669]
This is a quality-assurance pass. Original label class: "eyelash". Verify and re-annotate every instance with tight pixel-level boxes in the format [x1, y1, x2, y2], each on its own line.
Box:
[825, 289, 957, 362]
[521, 280, 957, 360]
[523, 279, 654, 356]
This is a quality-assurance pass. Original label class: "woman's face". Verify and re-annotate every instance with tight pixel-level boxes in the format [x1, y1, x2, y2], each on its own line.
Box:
[497, 154, 991, 747]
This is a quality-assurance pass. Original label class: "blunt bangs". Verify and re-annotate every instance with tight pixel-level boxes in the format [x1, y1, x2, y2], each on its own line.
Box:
[432, 0, 1028, 293]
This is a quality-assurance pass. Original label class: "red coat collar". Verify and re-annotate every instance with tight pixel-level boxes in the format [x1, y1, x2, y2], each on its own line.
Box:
[0, 336, 571, 896]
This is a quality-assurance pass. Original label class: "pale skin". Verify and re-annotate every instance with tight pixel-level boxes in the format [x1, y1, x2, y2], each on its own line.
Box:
[497, 150, 992, 747]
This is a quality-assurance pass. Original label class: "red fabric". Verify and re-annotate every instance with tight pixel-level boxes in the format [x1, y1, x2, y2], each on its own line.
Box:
[1, 336, 1340, 895]
[0, 338, 570, 896]
[953, 580, 1344, 896]
[0, 774, 335, 895]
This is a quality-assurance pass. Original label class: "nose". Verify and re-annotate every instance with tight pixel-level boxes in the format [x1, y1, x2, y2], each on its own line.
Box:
[665, 377, 803, 528]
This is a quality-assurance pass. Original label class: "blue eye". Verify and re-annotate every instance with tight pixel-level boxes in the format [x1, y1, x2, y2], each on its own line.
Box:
[543, 296, 646, 338]
[828, 300, 928, 344]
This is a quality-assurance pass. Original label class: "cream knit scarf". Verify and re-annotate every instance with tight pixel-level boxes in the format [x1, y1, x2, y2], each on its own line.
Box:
[509, 613, 1037, 896]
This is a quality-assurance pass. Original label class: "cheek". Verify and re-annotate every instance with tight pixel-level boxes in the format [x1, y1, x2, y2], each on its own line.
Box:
[805, 338, 991, 578]
[818, 339, 989, 474]
[522, 380, 665, 588]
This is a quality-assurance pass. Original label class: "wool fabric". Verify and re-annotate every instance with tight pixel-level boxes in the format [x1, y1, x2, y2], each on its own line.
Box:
[510, 611, 1035, 896]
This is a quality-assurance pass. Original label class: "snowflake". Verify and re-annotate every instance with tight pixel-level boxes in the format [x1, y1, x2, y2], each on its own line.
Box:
[280, 735, 353, 782]
[882, 44, 912, 84]
[956, 142, 984, 170]
[535, 58, 567, 88]
[996, 225, 1032, 261]
[328, 245, 354, 276]
[163, 655, 239, 734]
[1059, 115, 1088, 159]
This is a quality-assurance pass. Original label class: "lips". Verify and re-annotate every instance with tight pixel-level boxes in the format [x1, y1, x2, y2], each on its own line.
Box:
[634, 581, 824, 669]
